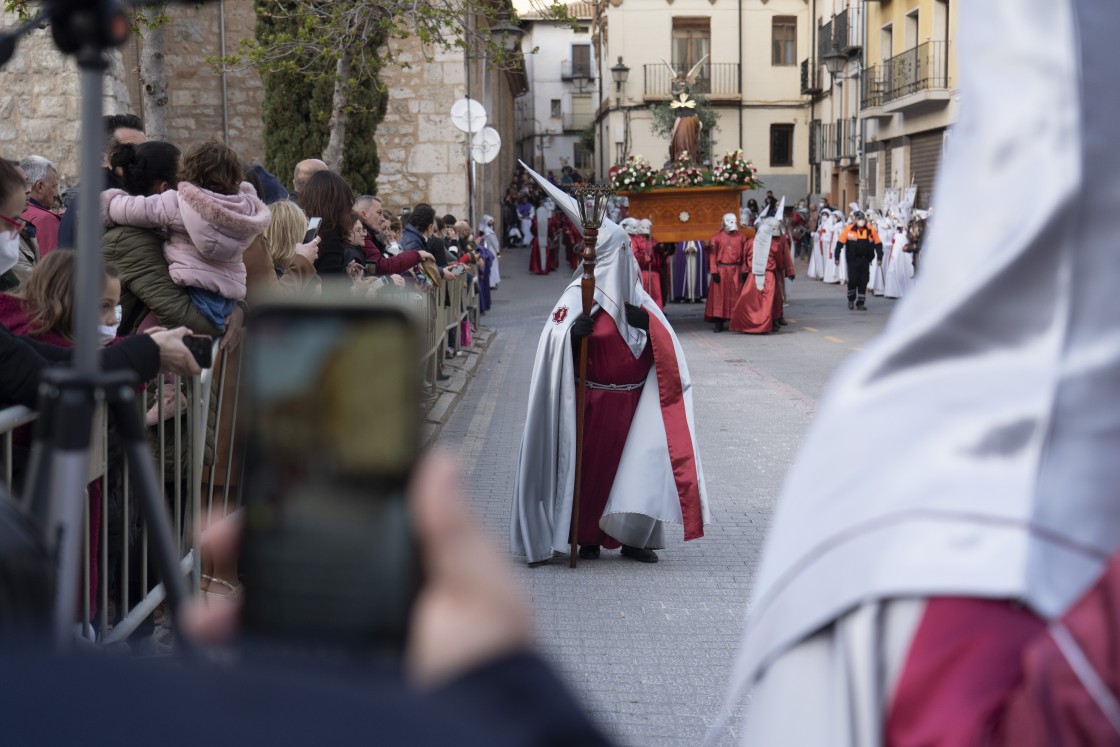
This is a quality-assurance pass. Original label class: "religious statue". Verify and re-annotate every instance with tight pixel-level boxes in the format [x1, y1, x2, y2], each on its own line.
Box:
[660, 55, 708, 165]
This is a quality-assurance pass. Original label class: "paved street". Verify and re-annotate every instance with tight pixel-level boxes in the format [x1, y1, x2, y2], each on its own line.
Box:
[437, 249, 895, 746]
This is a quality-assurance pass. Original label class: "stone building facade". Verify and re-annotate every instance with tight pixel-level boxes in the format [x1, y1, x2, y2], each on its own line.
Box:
[0, 4, 519, 224]
[0, 12, 134, 186]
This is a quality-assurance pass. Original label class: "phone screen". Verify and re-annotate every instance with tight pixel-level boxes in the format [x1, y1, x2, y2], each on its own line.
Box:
[239, 304, 419, 651]
[303, 217, 322, 245]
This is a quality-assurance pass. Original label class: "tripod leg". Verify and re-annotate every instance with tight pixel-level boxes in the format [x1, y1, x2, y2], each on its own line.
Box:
[23, 378, 96, 647]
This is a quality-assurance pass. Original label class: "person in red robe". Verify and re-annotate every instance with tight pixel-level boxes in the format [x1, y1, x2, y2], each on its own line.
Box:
[729, 216, 794, 334]
[704, 213, 749, 332]
[549, 209, 581, 270]
[644, 219, 675, 305]
[627, 219, 663, 309]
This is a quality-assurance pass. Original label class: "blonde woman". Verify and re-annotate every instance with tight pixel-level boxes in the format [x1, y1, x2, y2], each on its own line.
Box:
[263, 200, 320, 295]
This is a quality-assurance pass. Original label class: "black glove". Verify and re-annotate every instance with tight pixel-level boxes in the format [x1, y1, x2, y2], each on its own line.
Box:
[740, 272, 749, 283]
[624, 302, 649, 331]
[570, 313, 594, 341]
[711, 273, 721, 284]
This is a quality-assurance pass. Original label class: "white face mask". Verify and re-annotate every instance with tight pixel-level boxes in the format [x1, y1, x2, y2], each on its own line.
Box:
[723, 216, 737, 232]
[97, 324, 118, 347]
[0, 230, 20, 276]
[857, 219, 867, 228]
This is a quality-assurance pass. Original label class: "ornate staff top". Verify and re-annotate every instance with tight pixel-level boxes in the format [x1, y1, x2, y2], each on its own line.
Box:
[568, 183, 614, 231]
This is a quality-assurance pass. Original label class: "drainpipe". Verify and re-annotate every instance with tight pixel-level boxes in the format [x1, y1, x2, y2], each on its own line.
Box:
[219, 0, 230, 144]
[737, 0, 743, 151]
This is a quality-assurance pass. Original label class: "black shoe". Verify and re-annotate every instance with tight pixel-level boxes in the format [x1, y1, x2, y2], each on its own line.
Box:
[713, 320, 726, 333]
[437, 373, 450, 381]
[856, 300, 867, 311]
[621, 545, 658, 563]
[776, 318, 788, 327]
[848, 300, 855, 310]
[578, 545, 600, 560]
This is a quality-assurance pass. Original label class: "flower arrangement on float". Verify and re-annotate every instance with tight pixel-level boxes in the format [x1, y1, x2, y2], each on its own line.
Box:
[610, 150, 762, 193]
[609, 155, 659, 192]
[712, 149, 762, 189]
[657, 151, 707, 188]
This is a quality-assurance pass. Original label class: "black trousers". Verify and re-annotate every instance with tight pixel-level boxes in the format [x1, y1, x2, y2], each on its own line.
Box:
[846, 258, 872, 302]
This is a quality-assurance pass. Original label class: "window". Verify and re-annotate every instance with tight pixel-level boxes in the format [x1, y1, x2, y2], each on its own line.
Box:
[880, 24, 893, 63]
[905, 10, 919, 49]
[770, 124, 794, 167]
[672, 18, 711, 77]
[550, 99, 562, 119]
[571, 44, 592, 78]
[772, 16, 797, 66]
[574, 142, 593, 172]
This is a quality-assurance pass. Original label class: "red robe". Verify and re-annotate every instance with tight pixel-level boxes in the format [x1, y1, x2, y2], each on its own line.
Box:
[550, 212, 582, 270]
[704, 229, 749, 322]
[631, 235, 664, 308]
[575, 311, 654, 546]
[729, 236, 792, 334]
[887, 549, 1120, 747]
[529, 236, 550, 275]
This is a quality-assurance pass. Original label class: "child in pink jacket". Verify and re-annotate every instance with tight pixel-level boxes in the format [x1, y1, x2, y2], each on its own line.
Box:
[102, 140, 271, 331]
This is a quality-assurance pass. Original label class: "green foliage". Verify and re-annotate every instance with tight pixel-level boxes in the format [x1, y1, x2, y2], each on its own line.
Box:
[255, 1, 387, 193]
[579, 122, 595, 154]
[649, 97, 721, 165]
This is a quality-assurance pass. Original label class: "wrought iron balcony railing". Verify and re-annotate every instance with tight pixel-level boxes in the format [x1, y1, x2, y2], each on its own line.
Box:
[862, 41, 949, 109]
[643, 62, 740, 100]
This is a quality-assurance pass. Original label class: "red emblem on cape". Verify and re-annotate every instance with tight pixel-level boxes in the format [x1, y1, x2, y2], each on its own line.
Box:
[552, 306, 569, 325]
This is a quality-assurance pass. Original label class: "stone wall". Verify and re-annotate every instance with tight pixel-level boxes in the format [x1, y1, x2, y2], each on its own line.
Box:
[123, 0, 266, 166]
[0, 12, 134, 186]
[377, 37, 518, 224]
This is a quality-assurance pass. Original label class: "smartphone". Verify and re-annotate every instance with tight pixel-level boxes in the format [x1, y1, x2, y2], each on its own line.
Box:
[183, 334, 213, 369]
[303, 217, 322, 245]
[239, 298, 421, 652]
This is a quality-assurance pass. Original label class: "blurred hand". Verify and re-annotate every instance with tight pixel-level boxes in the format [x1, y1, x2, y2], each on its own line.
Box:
[710, 274, 720, 284]
[296, 236, 320, 264]
[148, 327, 202, 377]
[390, 274, 406, 288]
[346, 260, 365, 283]
[220, 305, 244, 352]
[180, 453, 535, 690]
[407, 454, 533, 688]
[418, 250, 435, 263]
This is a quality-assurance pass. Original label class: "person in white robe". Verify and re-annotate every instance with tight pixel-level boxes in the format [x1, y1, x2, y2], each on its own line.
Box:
[882, 225, 915, 299]
[510, 162, 711, 566]
[705, 0, 1120, 743]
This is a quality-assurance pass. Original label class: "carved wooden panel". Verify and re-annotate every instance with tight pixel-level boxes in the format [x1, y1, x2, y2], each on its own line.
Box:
[622, 186, 747, 243]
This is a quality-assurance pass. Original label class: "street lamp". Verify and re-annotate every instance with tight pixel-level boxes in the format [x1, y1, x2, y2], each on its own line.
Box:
[610, 56, 630, 104]
[822, 47, 849, 85]
[489, 11, 523, 54]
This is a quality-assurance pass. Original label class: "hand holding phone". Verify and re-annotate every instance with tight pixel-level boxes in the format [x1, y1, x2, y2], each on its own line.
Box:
[303, 217, 322, 245]
[183, 334, 213, 369]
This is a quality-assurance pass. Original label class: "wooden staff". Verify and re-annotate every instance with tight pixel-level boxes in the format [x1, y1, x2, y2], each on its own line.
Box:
[569, 223, 598, 568]
[566, 183, 611, 568]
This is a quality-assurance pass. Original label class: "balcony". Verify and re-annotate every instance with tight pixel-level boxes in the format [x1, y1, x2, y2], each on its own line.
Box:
[809, 119, 821, 165]
[643, 62, 740, 101]
[561, 59, 594, 83]
[862, 41, 951, 117]
[562, 109, 594, 132]
[801, 58, 823, 95]
[832, 5, 862, 52]
[817, 19, 833, 62]
[820, 116, 859, 162]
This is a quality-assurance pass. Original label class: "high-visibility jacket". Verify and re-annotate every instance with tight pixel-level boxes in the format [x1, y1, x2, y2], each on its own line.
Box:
[836, 224, 884, 262]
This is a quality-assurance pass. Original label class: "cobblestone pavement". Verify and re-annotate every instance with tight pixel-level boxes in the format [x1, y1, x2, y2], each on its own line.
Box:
[437, 250, 894, 746]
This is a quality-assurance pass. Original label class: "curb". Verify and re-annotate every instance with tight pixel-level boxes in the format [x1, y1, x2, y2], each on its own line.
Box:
[421, 327, 496, 448]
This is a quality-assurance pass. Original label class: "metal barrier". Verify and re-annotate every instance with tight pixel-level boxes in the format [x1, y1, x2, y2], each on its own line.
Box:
[0, 270, 482, 646]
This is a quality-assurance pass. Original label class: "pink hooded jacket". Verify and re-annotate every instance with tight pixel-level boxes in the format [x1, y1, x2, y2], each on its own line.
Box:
[102, 181, 271, 300]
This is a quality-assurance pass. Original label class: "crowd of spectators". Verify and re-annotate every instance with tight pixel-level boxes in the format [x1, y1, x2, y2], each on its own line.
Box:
[0, 111, 494, 632]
